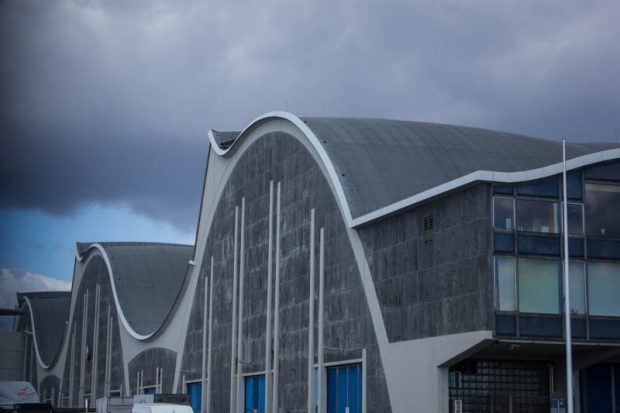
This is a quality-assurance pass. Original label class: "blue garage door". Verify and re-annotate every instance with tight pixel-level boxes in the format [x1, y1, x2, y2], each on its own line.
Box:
[244, 374, 265, 413]
[327, 364, 362, 413]
[186, 382, 202, 413]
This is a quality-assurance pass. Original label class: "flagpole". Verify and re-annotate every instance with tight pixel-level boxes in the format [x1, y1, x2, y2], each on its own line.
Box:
[562, 138, 574, 413]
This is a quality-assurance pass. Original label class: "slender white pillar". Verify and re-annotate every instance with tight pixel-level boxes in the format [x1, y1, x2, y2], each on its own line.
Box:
[272, 182, 281, 413]
[104, 305, 112, 397]
[79, 290, 89, 407]
[229, 206, 240, 413]
[236, 198, 247, 413]
[362, 348, 367, 413]
[308, 209, 316, 413]
[318, 228, 326, 413]
[562, 139, 574, 413]
[206, 257, 215, 413]
[69, 324, 76, 406]
[265, 181, 274, 413]
[201, 273, 209, 413]
[91, 284, 101, 399]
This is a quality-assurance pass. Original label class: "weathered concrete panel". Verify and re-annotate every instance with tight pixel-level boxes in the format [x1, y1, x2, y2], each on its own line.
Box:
[358, 184, 494, 342]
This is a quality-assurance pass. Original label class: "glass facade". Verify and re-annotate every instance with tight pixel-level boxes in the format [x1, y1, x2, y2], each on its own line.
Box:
[518, 258, 560, 314]
[492, 161, 620, 339]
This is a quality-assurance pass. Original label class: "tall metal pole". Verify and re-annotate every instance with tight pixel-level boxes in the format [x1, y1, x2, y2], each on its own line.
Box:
[562, 138, 574, 413]
[307, 209, 316, 413]
[265, 182, 274, 413]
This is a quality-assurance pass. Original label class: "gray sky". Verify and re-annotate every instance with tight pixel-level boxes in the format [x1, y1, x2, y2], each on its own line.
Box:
[1, 0, 620, 232]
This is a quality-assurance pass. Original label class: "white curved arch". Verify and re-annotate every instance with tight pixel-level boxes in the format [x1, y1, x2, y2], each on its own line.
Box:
[22, 296, 55, 370]
[209, 111, 620, 228]
[208, 111, 354, 225]
[85, 243, 153, 341]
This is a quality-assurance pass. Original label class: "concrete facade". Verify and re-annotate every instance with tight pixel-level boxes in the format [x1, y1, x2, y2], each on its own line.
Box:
[10, 112, 620, 413]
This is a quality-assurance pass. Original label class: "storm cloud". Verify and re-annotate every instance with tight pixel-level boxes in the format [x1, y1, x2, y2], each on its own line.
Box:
[1, 0, 619, 231]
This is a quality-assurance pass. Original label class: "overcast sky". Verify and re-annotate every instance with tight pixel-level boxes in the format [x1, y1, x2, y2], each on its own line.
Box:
[1, 0, 619, 315]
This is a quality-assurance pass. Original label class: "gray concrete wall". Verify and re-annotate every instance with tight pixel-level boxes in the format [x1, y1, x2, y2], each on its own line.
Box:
[358, 184, 494, 342]
[0, 331, 24, 381]
[128, 347, 176, 395]
[60, 255, 125, 405]
[183, 132, 391, 413]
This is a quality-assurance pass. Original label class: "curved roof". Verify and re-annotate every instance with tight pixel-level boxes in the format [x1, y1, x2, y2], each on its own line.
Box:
[77, 242, 193, 339]
[209, 112, 620, 226]
[18, 291, 70, 368]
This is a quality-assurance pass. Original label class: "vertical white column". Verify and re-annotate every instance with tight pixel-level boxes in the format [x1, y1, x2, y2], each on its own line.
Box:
[206, 257, 215, 413]
[104, 305, 111, 397]
[362, 348, 367, 413]
[201, 272, 209, 413]
[272, 182, 281, 413]
[562, 138, 574, 413]
[79, 290, 89, 407]
[318, 228, 326, 413]
[69, 324, 76, 406]
[91, 284, 101, 399]
[265, 181, 274, 413]
[308, 209, 316, 413]
[229, 206, 240, 413]
[236, 198, 247, 413]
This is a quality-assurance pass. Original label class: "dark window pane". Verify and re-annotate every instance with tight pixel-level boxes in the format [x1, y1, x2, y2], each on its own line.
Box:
[587, 239, 620, 259]
[494, 197, 514, 230]
[493, 184, 514, 195]
[566, 170, 583, 199]
[519, 315, 562, 337]
[585, 161, 620, 182]
[495, 314, 516, 336]
[588, 262, 620, 316]
[572, 318, 586, 338]
[518, 258, 561, 314]
[569, 238, 584, 257]
[567, 203, 584, 235]
[590, 319, 620, 339]
[585, 183, 620, 237]
[517, 177, 559, 198]
[518, 234, 561, 255]
[494, 232, 514, 252]
[516, 199, 560, 233]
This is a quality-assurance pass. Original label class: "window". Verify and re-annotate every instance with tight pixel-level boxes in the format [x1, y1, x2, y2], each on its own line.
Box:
[569, 262, 586, 315]
[517, 177, 559, 198]
[586, 183, 620, 237]
[494, 198, 514, 231]
[588, 262, 620, 316]
[566, 203, 584, 235]
[516, 200, 560, 233]
[518, 258, 561, 314]
[186, 382, 202, 413]
[495, 257, 516, 311]
[244, 374, 265, 413]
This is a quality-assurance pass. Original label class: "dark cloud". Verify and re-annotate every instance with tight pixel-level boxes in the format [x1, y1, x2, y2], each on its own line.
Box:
[1, 0, 619, 230]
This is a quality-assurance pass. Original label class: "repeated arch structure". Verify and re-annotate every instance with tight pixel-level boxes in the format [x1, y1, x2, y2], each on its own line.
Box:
[14, 111, 620, 412]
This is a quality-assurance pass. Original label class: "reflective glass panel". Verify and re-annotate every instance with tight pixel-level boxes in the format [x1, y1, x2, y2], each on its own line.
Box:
[585, 183, 620, 237]
[588, 262, 620, 316]
[569, 262, 585, 315]
[516, 200, 560, 233]
[517, 177, 559, 198]
[518, 258, 560, 314]
[495, 257, 516, 311]
[494, 198, 514, 230]
[567, 203, 584, 235]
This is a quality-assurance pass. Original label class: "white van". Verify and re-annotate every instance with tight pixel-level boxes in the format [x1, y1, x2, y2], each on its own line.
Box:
[131, 403, 193, 413]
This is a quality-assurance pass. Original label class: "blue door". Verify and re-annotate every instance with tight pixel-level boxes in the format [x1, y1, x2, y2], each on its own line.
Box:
[327, 364, 362, 413]
[186, 382, 202, 413]
[244, 374, 265, 413]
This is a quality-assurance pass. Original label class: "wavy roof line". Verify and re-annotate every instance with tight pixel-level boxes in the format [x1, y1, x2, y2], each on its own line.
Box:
[76, 242, 193, 340]
[208, 111, 620, 228]
[18, 291, 71, 369]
